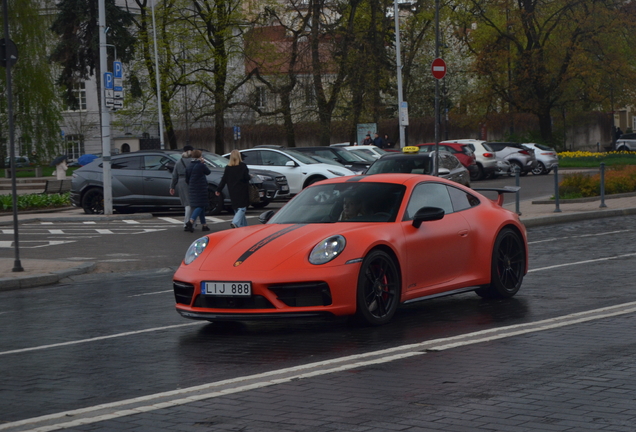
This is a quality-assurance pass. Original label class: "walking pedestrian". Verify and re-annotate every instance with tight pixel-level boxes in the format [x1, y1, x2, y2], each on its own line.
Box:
[362, 134, 373, 145]
[184, 149, 211, 232]
[216, 149, 250, 228]
[169, 145, 194, 230]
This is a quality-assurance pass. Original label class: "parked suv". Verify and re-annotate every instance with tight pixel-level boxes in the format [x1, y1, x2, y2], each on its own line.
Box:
[615, 133, 636, 152]
[441, 139, 501, 180]
[228, 146, 355, 194]
[485, 142, 537, 176]
[522, 143, 558, 175]
[70, 150, 269, 215]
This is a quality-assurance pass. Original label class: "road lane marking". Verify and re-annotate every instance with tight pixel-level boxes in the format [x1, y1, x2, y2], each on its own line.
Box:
[528, 229, 631, 244]
[157, 217, 182, 224]
[528, 252, 636, 273]
[122, 220, 140, 224]
[0, 322, 203, 357]
[95, 229, 114, 234]
[129, 290, 173, 297]
[83, 221, 96, 225]
[4, 301, 636, 432]
[47, 230, 64, 234]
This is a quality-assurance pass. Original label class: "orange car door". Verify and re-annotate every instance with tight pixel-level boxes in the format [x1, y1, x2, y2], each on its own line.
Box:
[401, 182, 471, 293]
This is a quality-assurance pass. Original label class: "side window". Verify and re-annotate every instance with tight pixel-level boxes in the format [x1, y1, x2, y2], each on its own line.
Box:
[448, 186, 480, 212]
[404, 182, 454, 220]
[110, 156, 141, 170]
[261, 151, 291, 166]
[439, 154, 454, 171]
[315, 149, 338, 162]
[143, 155, 170, 170]
[241, 151, 261, 165]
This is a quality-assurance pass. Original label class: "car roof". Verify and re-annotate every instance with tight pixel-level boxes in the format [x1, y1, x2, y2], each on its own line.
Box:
[316, 172, 460, 188]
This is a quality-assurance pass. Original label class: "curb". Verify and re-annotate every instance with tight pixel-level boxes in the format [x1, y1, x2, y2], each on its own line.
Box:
[532, 191, 636, 205]
[0, 261, 96, 291]
[521, 207, 636, 228]
[0, 212, 153, 226]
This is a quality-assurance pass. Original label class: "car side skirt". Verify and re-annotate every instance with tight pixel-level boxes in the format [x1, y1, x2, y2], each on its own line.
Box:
[402, 286, 482, 304]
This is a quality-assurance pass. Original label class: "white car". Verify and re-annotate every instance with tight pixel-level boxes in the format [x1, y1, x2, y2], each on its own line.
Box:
[523, 143, 559, 175]
[441, 139, 502, 180]
[339, 145, 389, 160]
[228, 146, 355, 195]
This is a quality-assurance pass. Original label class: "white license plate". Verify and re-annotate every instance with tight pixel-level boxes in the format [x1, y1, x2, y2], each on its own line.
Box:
[203, 282, 252, 296]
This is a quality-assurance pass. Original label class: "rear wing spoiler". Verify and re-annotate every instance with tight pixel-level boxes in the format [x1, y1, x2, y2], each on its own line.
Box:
[473, 186, 520, 206]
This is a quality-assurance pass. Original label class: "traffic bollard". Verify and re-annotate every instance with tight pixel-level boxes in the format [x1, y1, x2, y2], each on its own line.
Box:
[514, 165, 521, 215]
[600, 162, 607, 208]
[553, 165, 561, 213]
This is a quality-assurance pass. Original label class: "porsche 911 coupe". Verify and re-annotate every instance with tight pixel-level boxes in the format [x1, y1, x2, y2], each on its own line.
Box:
[173, 174, 528, 326]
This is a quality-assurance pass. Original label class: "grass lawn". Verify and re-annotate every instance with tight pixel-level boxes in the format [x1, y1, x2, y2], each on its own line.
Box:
[558, 151, 636, 168]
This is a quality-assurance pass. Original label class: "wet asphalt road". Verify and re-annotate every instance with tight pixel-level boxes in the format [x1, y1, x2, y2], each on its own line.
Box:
[1, 210, 636, 430]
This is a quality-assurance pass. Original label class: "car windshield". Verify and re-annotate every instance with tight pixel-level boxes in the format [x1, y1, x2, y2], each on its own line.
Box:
[347, 150, 374, 162]
[529, 143, 553, 151]
[366, 156, 432, 175]
[307, 154, 343, 166]
[269, 182, 405, 224]
[201, 152, 229, 168]
[332, 149, 364, 163]
[282, 149, 320, 164]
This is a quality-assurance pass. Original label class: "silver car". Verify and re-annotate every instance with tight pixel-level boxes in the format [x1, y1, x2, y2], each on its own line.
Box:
[70, 150, 271, 214]
[442, 139, 500, 180]
[485, 142, 537, 176]
[523, 143, 559, 175]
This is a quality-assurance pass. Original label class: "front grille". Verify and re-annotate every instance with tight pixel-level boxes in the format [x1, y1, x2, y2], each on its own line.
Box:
[269, 282, 332, 307]
[174, 281, 195, 305]
[193, 295, 275, 309]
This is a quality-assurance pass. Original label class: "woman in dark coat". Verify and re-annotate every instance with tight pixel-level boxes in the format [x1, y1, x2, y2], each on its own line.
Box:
[185, 149, 211, 232]
[215, 149, 250, 228]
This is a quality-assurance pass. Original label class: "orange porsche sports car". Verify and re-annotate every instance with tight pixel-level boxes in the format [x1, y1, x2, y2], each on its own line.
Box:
[173, 174, 528, 326]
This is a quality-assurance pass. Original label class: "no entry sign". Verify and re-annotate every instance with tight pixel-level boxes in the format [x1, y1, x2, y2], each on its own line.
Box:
[431, 58, 446, 80]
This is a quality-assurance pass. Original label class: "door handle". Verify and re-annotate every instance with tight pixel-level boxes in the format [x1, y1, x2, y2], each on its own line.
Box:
[458, 230, 468, 237]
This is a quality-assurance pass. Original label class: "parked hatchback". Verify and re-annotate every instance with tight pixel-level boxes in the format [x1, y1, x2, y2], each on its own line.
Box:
[70, 150, 267, 215]
[415, 143, 479, 181]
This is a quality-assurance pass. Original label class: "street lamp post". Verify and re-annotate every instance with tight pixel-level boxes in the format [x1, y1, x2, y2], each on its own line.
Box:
[151, 0, 165, 149]
[394, 0, 405, 148]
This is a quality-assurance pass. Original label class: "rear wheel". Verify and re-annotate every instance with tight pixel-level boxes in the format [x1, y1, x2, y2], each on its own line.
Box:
[354, 250, 400, 326]
[81, 188, 104, 214]
[531, 161, 546, 175]
[304, 176, 326, 188]
[476, 228, 525, 299]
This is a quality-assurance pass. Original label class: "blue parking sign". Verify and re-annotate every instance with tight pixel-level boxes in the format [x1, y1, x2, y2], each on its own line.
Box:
[104, 72, 113, 89]
[113, 61, 123, 78]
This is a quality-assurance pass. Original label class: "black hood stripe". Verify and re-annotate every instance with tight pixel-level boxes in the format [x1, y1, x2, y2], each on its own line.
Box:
[234, 224, 305, 266]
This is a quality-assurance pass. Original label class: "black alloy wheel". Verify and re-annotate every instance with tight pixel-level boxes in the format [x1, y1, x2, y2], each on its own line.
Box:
[476, 227, 525, 299]
[355, 250, 400, 325]
[81, 188, 104, 214]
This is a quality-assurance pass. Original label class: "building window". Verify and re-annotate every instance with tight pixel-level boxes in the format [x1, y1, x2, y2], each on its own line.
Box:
[65, 134, 85, 160]
[67, 82, 87, 111]
[256, 87, 267, 109]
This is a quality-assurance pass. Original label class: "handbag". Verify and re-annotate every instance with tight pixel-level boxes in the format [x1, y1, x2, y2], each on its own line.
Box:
[249, 184, 261, 204]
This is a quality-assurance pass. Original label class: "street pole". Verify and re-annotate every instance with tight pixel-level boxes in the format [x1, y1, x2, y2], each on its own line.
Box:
[434, 0, 440, 176]
[99, 0, 113, 214]
[394, 0, 405, 148]
[151, 0, 165, 149]
[3, 0, 22, 271]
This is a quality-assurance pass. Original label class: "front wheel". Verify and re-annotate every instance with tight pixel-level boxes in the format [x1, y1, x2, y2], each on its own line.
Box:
[354, 250, 400, 326]
[81, 188, 104, 214]
[476, 227, 525, 299]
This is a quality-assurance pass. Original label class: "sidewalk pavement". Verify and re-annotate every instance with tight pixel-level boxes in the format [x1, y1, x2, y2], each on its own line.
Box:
[2, 193, 636, 291]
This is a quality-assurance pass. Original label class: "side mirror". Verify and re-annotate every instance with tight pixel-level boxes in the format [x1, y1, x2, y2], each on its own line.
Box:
[412, 206, 444, 228]
[259, 210, 275, 224]
[438, 168, 451, 175]
[285, 160, 296, 167]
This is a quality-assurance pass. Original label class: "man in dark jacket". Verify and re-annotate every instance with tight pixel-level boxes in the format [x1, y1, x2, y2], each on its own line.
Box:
[184, 149, 211, 232]
[373, 132, 385, 149]
[216, 149, 250, 228]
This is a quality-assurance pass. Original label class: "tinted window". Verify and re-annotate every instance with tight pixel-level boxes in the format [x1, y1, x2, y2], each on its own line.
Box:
[240, 151, 262, 165]
[448, 186, 480, 212]
[143, 155, 171, 170]
[110, 156, 141, 170]
[367, 156, 432, 175]
[261, 150, 292, 166]
[404, 182, 453, 220]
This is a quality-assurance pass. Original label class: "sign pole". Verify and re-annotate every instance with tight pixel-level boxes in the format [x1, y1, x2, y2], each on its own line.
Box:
[394, 0, 406, 148]
[434, 0, 440, 176]
[2, 0, 22, 271]
[99, 0, 113, 214]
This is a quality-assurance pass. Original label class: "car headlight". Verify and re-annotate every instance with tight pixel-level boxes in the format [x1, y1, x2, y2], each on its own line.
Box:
[327, 169, 347, 176]
[184, 236, 209, 265]
[255, 174, 273, 182]
[309, 235, 346, 265]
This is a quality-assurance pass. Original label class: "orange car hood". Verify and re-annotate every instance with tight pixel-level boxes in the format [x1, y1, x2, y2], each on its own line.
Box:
[197, 223, 364, 272]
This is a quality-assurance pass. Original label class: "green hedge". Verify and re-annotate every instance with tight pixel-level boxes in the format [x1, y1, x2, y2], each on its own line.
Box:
[0, 193, 71, 211]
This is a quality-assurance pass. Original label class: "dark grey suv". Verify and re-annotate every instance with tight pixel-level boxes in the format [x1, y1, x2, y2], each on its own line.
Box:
[70, 150, 281, 215]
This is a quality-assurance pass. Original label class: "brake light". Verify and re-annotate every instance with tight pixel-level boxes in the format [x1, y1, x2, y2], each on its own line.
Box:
[518, 150, 530, 155]
[540, 152, 554, 155]
[483, 152, 494, 158]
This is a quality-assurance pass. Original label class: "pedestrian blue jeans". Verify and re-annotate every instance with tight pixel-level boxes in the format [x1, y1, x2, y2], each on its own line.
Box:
[190, 206, 206, 226]
[232, 207, 247, 227]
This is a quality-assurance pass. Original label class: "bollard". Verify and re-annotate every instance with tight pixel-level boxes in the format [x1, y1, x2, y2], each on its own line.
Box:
[600, 162, 607, 208]
[514, 165, 521, 215]
[553, 165, 561, 213]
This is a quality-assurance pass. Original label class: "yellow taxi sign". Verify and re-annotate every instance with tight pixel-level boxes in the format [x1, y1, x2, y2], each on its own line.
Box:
[402, 146, 420, 154]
